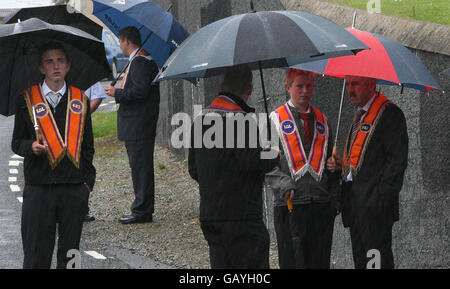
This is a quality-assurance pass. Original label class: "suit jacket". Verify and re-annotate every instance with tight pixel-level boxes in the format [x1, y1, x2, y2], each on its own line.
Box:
[341, 102, 408, 227]
[115, 55, 160, 141]
[188, 92, 278, 222]
[11, 85, 96, 189]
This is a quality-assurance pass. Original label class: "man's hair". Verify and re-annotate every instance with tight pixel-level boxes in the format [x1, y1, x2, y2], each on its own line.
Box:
[118, 26, 141, 47]
[222, 64, 253, 96]
[38, 41, 70, 65]
[285, 68, 315, 87]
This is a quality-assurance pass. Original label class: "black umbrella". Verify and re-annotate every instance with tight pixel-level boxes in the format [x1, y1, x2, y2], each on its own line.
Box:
[0, 17, 111, 116]
[157, 9, 368, 138]
[3, 4, 103, 40]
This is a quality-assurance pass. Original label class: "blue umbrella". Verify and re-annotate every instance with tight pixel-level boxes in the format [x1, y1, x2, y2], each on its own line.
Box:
[92, 0, 190, 69]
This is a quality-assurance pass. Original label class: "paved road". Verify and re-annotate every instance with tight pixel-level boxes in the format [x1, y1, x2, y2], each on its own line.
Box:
[0, 92, 172, 269]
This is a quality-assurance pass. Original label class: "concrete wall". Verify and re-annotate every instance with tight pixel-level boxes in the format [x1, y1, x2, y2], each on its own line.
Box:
[136, 0, 448, 268]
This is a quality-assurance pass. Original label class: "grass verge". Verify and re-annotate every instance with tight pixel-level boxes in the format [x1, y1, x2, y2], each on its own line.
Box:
[91, 111, 117, 139]
[324, 0, 449, 26]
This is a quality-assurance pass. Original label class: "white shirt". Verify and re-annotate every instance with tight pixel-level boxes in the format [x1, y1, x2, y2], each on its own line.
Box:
[346, 93, 378, 182]
[42, 80, 66, 108]
[85, 82, 107, 100]
[287, 100, 311, 125]
[129, 48, 139, 61]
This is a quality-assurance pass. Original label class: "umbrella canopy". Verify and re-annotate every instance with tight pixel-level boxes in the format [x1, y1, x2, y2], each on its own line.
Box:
[0, 18, 111, 116]
[157, 10, 368, 81]
[294, 28, 442, 92]
[92, 0, 190, 68]
[3, 4, 103, 40]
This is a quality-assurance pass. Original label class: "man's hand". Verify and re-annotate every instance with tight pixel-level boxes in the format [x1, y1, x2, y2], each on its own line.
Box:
[104, 85, 116, 97]
[284, 189, 294, 204]
[32, 140, 47, 155]
[327, 152, 342, 172]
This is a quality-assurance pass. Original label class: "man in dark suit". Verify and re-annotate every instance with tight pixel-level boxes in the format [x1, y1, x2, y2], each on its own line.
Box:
[328, 75, 408, 269]
[105, 26, 160, 224]
[12, 42, 95, 268]
[188, 64, 278, 268]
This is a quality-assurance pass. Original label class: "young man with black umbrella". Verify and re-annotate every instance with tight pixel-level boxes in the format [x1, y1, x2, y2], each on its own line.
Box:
[266, 68, 341, 269]
[11, 42, 95, 269]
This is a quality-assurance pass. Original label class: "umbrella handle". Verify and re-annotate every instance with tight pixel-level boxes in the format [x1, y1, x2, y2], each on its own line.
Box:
[287, 196, 293, 211]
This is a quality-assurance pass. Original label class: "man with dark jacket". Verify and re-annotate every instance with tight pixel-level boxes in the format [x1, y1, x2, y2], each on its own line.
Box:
[328, 75, 408, 269]
[266, 69, 340, 268]
[188, 64, 278, 269]
[12, 42, 95, 269]
[105, 26, 160, 224]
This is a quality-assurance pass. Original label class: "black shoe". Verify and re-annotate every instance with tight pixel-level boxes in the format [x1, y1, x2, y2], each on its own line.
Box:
[119, 214, 153, 224]
[84, 214, 95, 222]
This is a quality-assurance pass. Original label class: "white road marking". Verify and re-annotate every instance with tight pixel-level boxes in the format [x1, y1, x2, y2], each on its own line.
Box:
[17, 197, 23, 203]
[10, 184, 21, 192]
[9, 160, 22, 166]
[11, 154, 23, 159]
[8, 177, 17, 182]
[9, 169, 18, 174]
[84, 251, 107, 260]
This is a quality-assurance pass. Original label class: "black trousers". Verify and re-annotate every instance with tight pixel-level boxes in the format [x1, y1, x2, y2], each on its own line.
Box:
[200, 220, 270, 269]
[125, 138, 155, 217]
[349, 215, 394, 269]
[274, 202, 336, 269]
[21, 184, 89, 269]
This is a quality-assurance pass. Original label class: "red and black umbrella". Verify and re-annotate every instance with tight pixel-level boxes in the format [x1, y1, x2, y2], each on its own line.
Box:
[295, 28, 442, 92]
[293, 28, 443, 154]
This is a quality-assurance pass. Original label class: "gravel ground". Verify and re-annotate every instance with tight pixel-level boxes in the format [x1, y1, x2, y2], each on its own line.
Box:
[82, 135, 280, 269]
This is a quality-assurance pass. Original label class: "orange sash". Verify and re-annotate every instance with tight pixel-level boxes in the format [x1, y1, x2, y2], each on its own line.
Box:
[120, 49, 150, 89]
[25, 84, 87, 169]
[271, 104, 328, 182]
[204, 96, 245, 113]
[342, 93, 390, 178]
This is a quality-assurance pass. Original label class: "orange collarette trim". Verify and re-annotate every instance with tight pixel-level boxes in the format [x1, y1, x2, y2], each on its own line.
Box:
[25, 84, 86, 169]
[271, 104, 328, 182]
[342, 93, 390, 178]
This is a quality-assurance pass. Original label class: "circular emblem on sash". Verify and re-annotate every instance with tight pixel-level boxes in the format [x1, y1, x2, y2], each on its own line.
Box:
[360, 123, 371, 133]
[34, 103, 48, 118]
[315, 121, 326, 135]
[70, 99, 83, 114]
[281, 120, 295, 135]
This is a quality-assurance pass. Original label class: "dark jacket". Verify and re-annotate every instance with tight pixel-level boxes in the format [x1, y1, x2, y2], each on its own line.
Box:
[266, 105, 341, 209]
[11, 86, 96, 189]
[188, 92, 278, 222]
[115, 55, 160, 141]
[341, 102, 408, 227]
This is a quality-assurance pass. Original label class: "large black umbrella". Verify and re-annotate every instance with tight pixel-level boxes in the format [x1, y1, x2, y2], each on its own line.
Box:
[3, 4, 103, 40]
[0, 17, 111, 116]
[157, 10, 368, 138]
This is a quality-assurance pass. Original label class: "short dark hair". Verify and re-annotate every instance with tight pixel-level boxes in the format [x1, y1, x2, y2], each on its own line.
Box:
[38, 41, 70, 65]
[223, 64, 253, 96]
[118, 26, 141, 47]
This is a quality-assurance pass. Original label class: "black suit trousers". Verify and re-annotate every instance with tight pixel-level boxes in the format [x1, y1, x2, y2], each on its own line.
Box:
[274, 202, 336, 269]
[21, 184, 89, 269]
[125, 138, 156, 217]
[200, 220, 270, 269]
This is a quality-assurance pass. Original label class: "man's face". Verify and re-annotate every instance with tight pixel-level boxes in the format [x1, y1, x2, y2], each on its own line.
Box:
[119, 37, 129, 57]
[286, 74, 315, 109]
[39, 49, 70, 83]
[345, 76, 376, 107]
